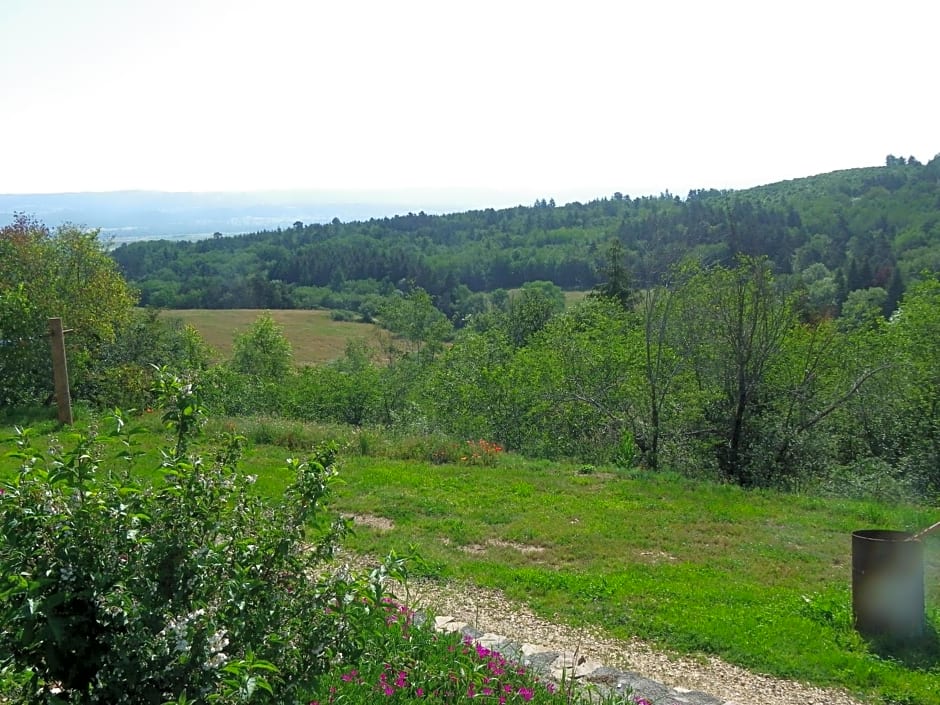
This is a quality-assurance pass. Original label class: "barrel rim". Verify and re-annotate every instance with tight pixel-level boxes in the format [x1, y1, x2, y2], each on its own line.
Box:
[852, 528, 919, 543]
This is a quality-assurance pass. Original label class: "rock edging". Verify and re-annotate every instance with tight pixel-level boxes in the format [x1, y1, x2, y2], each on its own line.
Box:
[429, 614, 727, 705]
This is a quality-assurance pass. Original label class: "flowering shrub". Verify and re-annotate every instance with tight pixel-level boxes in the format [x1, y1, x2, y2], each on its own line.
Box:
[307, 599, 661, 705]
[308, 604, 558, 704]
[459, 439, 504, 467]
[0, 371, 397, 704]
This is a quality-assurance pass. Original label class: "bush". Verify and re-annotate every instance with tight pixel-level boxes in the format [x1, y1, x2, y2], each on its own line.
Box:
[307, 610, 565, 705]
[0, 371, 396, 704]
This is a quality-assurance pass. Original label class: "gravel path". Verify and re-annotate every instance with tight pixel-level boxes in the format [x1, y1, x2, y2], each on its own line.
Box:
[406, 577, 867, 705]
[335, 551, 869, 705]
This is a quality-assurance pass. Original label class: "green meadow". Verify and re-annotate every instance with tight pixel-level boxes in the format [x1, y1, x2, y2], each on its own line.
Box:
[3, 412, 937, 704]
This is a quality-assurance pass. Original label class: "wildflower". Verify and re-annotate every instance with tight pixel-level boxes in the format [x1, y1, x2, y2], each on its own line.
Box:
[382, 684, 394, 696]
[517, 686, 534, 702]
[341, 669, 358, 682]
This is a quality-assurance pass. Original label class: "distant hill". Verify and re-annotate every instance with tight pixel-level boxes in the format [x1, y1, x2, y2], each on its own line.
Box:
[0, 189, 525, 244]
[105, 157, 939, 318]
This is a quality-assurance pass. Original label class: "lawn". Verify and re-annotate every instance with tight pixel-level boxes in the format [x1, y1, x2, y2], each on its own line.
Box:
[159, 308, 378, 366]
[2, 413, 938, 704]
[326, 456, 940, 704]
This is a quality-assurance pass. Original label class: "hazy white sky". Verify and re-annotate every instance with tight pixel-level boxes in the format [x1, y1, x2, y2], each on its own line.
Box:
[1, 0, 937, 203]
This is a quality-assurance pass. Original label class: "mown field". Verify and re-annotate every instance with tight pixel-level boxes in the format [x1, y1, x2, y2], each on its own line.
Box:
[2, 412, 938, 704]
[159, 308, 378, 366]
[159, 296, 589, 367]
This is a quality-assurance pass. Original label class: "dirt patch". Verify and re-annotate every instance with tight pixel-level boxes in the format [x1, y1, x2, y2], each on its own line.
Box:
[345, 513, 395, 531]
[455, 538, 546, 555]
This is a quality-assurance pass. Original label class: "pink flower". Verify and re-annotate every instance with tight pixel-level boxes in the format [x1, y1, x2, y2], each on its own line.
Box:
[517, 686, 534, 702]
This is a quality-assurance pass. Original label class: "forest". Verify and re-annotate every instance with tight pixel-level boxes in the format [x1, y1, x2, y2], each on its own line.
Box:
[111, 156, 940, 321]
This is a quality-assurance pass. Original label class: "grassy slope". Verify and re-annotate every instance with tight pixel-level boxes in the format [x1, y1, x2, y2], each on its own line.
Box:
[159, 308, 378, 366]
[329, 458, 940, 705]
[1, 416, 938, 704]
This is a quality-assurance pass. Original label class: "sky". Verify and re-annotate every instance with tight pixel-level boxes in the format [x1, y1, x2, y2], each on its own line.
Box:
[1, 0, 937, 206]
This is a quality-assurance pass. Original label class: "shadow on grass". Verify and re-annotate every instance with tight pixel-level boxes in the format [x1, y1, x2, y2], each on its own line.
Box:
[0, 404, 60, 429]
[866, 620, 940, 671]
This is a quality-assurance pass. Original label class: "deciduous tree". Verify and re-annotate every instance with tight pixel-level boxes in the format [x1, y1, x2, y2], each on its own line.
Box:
[0, 214, 137, 405]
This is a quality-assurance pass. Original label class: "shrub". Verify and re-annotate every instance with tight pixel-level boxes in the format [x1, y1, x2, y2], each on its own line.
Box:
[0, 371, 394, 704]
[306, 600, 652, 705]
[459, 439, 504, 467]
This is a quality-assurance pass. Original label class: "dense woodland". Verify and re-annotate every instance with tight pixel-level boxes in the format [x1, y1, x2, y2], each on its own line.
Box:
[112, 156, 940, 320]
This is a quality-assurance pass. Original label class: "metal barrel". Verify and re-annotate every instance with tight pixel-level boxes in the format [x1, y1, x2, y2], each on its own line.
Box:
[851, 529, 925, 639]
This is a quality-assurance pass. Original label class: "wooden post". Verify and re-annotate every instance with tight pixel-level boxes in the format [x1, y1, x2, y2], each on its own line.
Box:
[48, 317, 73, 425]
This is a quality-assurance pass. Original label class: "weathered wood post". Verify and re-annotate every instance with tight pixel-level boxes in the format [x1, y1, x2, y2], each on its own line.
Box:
[48, 317, 73, 425]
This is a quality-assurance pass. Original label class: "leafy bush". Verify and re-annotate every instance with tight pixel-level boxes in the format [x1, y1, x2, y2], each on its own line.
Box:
[459, 439, 504, 467]
[0, 371, 394, 704]
[231, 313, 293, 382]
[306, 600, 644, 705]
[328, 309, 356, 322]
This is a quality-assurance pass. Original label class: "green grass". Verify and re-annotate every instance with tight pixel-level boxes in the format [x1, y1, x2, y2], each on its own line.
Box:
[324, 459, 940, 705]
[159, 308, 379, 366]
[2, 414, 939, 704]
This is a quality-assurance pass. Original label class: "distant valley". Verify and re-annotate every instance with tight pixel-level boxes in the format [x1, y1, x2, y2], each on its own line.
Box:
[0, 188, 529, 244]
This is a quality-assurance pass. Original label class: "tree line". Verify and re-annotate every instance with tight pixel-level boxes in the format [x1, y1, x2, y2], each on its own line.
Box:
[110, 156, 940, 321]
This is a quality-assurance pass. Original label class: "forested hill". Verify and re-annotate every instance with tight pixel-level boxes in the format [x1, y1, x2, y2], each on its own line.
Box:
[111, 155, 940, 318]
